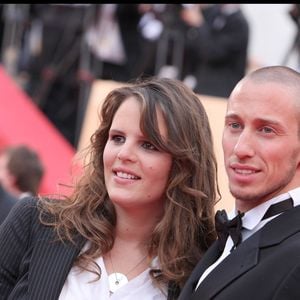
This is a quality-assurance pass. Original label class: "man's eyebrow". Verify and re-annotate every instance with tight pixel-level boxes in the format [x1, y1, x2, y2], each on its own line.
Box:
[225, 113, 284, 129]
[224, 113, 240, 120]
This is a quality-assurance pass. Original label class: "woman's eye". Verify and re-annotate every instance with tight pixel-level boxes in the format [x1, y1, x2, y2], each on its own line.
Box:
[142, 141, 157, 151]
[112, 135, 125, 144]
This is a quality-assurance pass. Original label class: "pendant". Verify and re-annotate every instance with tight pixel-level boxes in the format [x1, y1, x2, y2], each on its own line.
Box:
[108, 272, 129, 293]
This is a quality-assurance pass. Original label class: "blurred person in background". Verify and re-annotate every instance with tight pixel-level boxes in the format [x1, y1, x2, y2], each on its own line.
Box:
[85, 4, 147, 82]
[0, 144, 44, 198]
[16, 4, 89, 146]
[180, 4, 249, 98]
[282, 4, 300, 69]
[136, 4, 187, 79]
[0, 183, 17, 225]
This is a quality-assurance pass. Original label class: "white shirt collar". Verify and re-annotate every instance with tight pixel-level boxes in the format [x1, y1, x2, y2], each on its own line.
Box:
[229, 187, 300, 231]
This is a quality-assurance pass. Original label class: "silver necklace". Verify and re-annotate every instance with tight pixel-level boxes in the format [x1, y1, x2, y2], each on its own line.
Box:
[108, 253, 147, 294]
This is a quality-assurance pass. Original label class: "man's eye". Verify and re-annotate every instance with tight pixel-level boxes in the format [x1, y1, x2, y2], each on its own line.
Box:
[230, 122, 241, 129]
[260, 127, 274, 134]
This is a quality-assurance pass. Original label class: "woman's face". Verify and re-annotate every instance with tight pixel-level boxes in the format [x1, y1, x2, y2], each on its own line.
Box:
[103, 97, 172, 213]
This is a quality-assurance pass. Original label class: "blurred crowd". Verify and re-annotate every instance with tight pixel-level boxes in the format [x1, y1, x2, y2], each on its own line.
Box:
[0, 4, 250, 148]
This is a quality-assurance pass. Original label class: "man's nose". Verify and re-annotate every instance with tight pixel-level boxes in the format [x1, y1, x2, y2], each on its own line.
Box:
[233, 130, 255, 158]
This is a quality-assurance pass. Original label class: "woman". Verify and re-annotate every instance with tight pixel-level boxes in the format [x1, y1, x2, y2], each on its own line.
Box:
[0, 77, 220, 299]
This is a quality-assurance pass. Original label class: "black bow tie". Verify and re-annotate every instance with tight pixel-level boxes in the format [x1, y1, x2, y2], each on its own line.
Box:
[215, 197, 294, 252]
[215, 209, 244, 252]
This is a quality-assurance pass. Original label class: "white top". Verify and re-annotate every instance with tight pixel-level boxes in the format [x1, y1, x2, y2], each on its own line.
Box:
[196, 186, 300, 289]
[59, 255, 167, 300]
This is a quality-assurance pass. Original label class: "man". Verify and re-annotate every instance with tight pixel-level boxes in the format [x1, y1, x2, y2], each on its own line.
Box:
[0, 145, 44, 198]
[178, 66, 300, 299]
[0, 183, 17, 225]
[180, 4, 249, 98]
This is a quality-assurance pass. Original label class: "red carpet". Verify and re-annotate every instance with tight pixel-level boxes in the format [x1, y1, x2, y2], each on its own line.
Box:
[0, 65, 76, 196]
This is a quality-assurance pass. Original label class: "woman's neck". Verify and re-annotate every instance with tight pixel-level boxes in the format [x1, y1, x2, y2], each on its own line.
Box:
[113, 202, 163, 242]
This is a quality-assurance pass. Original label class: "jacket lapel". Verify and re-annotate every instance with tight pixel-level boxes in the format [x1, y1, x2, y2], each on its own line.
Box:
[260, 205, 300, 247]
[178, 242, 222, 300]
[191, 233, 259, 299]
[191, 205, 300, 299]
[28, 227, 85, 299]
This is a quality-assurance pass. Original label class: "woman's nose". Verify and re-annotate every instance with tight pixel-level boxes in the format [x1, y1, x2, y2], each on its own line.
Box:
[116, 143, 137, 162]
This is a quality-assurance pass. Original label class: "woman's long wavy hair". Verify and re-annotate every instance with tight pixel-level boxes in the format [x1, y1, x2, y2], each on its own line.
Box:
[39, 77, 220, 291]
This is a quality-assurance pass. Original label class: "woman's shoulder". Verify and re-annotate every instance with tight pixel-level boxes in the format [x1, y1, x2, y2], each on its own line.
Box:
[7, 196, 39, 219]
[9, 196, 60, 218]
[1, 196, 54, 236]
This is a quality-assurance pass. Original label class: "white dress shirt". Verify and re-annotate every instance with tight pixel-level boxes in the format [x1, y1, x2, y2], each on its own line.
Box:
[59, 253, 167, 300]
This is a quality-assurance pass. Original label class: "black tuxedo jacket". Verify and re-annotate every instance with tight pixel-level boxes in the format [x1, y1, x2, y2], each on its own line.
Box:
[178, 205, 300, 300]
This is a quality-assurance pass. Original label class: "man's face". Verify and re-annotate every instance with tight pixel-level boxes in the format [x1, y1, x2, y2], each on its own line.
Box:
[222, 80, 300, 211]
[0, 153, 14, 194]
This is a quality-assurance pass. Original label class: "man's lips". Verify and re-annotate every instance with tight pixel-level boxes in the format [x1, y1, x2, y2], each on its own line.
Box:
[230, 163, 259, 175]
[233, 168, 257, 175]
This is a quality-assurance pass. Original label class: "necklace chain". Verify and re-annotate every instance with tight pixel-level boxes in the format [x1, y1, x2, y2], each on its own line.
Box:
[109, 252, 147, 278]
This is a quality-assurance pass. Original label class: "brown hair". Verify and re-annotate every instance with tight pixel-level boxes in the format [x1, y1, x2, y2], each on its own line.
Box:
[40, 77, 220, 291]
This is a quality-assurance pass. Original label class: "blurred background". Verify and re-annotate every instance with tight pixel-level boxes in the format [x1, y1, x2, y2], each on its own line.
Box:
[0, 4, 298, 209]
